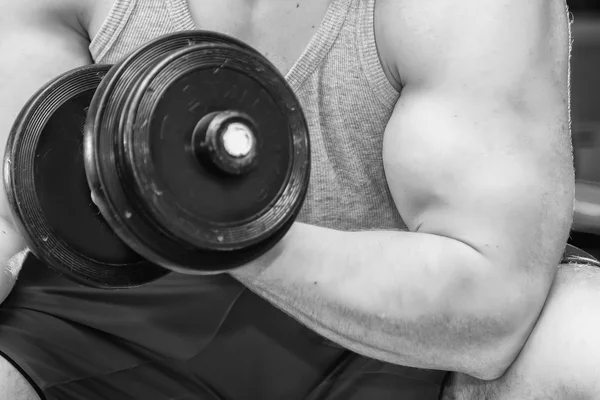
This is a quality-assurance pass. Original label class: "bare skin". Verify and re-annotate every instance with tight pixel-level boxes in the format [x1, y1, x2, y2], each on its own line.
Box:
[442, 262, 600, 400]
[0, 0, 580, 398]
[232, 0, 572, 378]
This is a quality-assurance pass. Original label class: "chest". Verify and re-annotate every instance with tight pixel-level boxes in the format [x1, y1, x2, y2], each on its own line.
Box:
[189, 0, 330, 75]
[87, 0, 331, 76]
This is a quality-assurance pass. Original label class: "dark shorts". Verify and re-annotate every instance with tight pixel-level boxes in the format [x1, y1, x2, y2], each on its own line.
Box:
[0, 255, 446, 400]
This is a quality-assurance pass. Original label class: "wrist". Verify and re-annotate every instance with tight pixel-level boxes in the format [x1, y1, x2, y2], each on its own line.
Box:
[229, 223, 298, 283]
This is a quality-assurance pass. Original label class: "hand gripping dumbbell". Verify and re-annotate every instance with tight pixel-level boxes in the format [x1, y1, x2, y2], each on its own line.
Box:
[4, 31, 311, 289]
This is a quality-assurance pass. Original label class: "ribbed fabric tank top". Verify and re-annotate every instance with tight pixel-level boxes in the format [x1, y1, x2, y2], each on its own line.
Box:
[89, 0, 408, 233]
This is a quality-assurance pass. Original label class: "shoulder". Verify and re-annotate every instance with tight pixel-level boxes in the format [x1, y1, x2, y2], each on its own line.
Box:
[374, 0, 570, 88]
[0, 0, 93, 35]
[0, 0, 120, 43]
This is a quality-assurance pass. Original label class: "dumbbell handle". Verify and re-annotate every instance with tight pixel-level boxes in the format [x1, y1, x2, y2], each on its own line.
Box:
[192, 110, 259, 176]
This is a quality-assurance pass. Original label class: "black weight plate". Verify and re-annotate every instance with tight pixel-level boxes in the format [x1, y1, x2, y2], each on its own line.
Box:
[85, 32, 268, 274]
[84, 31, 259, 221]
[4, 65, 169, 288]
[121, 44, 310, 273]
[86, 33, 310, 274]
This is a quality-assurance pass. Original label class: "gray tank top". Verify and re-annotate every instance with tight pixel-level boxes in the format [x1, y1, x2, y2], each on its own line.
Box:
[89, 0, 408, 233]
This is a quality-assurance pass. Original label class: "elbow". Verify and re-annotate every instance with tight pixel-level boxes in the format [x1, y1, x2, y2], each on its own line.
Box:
[470, 328, 533, 381]
[460, 275, 551, 381]
[0, 221, 28, 304]
[469, 335, 526, 381]
[0, 249, 27, 305]
[0, 272, 17, 305]
[461, 318, 532, 381]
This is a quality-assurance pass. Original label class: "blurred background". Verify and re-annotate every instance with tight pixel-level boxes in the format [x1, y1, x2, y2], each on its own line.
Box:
[566, 0, 600, 257]
[568, 0, 600, 12]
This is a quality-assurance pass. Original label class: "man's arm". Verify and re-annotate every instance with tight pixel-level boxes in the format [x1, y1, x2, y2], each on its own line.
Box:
[0, 0, 92, 302]
[443, 262, 600, 400]
[232, 0, 573, 380]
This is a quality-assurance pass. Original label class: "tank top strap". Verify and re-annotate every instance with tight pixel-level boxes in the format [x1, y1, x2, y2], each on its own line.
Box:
[89, 0, 138, 62]
[357, 0, 399, 105]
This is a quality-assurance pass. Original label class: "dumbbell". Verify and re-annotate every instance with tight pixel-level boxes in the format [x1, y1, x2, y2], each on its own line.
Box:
[4, 31, 311, 289]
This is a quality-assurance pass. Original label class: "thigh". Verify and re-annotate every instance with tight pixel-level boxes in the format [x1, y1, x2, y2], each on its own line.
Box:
[0, 256, 356, 400]
[441, 261, 600, 400]
[0, 352, 227, 400]
[0, 254, 245, 400]
[303, 355, 446, 400]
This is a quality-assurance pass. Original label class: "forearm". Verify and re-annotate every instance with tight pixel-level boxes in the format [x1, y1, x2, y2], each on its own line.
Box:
[232, 223, 536, 378]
